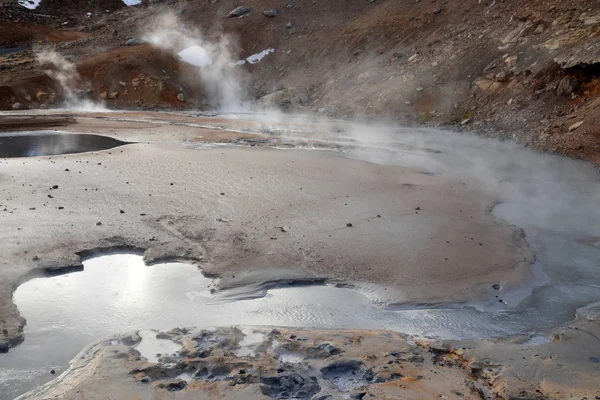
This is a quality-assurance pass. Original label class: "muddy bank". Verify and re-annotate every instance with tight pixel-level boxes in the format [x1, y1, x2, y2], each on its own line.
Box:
[17, 315, 600, 400]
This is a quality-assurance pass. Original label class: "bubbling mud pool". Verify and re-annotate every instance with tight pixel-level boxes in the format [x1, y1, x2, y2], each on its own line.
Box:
[0, 253, 592, 398]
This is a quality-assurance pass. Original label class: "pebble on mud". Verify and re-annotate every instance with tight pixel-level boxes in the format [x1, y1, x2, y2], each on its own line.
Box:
[346, 223, 353, 227]
[120, 210, 125, 214]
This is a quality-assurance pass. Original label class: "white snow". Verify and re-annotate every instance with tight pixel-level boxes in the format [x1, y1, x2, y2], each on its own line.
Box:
[18, 0, 41, 10]
[122, 0, 142, 5]
[177, 46, 213, 67]
[236, 48, 275, 65]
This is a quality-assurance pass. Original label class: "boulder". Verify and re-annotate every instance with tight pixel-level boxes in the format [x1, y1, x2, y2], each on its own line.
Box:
[556, 75, 579, 96]
[263, 9, 277, 17]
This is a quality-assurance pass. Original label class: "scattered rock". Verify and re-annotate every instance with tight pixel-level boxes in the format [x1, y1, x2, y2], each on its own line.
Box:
[11, 102, 21, 110]
[433, 8, 442, 14]
[346, 223, 353, 227]
[177, 93, 186, 102]
[492, 284, 501, 290]
[96, 222, 102, 226]
[50, 369, 56, 375]
[226, 6, 251, 18]
[109, 91, 119, 99]
[286, 21, 293, 29]
[263, 9, 277, 17]
[120, 209, 125, 214]
[99, 91, 108, 100]
[475, 79, 503, 94]
[24, 94, 31, 102]
[568, 121, 584, 131]
[51, 185, 59, 189]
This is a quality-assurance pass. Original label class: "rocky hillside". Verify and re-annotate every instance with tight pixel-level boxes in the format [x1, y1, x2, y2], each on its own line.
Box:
[1, 0, 600, 163]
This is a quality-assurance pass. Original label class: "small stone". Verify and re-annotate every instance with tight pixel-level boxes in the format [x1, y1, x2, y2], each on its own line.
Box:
[346, 223, 353, 227]
[377, 214, 381, 218]
[416, 87, 424, 92]
[120, 209, 125, 214]
[32, 255, 39, 261]
[393, 52, 402, 58]
[220, 192, 225, 195]
[12, 102, 21, 110]
[226, 6, 251, 18]
[96, 222, 102, 226]
[433, 8, 442, 14]
[52, 185, 59, 189]
[415, 207, 421, 211]
[50, 369, 56, 375]
[286, 21, 293, 29]
[108, 91, 119, 99]
[58, 206, 64, 210]
[177, 93, 186, 102]
[263, 9, 277, 17]
[99, 91, 108, 100]
[492, 284, 501, 290]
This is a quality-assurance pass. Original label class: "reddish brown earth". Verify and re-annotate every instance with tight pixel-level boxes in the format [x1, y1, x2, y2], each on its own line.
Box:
[1, 0, 600, 163]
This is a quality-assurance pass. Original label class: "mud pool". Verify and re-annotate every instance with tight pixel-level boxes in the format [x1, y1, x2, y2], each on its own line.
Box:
[0, 131, 127, 158]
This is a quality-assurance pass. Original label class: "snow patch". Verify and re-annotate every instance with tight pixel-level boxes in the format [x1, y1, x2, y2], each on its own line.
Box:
[18, 0, 41, 10]
[122, 0, 142, 5]
[177, 45, 213, 67]
[236, 48, 275, 65]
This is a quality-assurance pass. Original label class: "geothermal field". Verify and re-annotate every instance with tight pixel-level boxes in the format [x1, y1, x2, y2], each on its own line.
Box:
[1, 1, 600, 399]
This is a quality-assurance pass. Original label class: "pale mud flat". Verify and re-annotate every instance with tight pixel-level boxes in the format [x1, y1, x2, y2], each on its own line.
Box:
[0, 111, 532, 346]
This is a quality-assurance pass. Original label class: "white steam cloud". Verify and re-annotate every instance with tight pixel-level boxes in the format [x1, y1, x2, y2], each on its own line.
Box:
[35, 48, 106, 112]
[143, 12, 246, 111]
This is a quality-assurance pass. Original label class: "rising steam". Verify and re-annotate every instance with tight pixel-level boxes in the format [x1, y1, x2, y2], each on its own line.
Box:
[35, 48, 106, 111]
[142, 12, 246, 111]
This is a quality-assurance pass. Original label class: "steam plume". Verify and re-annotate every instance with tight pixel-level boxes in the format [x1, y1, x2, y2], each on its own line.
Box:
[142, 12, 246, 111]
[35, 48, 106, 111]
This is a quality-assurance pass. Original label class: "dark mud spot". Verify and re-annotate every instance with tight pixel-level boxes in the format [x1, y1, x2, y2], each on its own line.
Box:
[320, 360, 366, 391]
[260, 372, 320, 399]
[0, 132, 128, 158]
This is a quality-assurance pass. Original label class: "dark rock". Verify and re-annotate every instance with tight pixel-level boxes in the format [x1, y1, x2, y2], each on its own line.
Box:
[50, 369, 56, 374]
[125, 38, 145, 46]
[263, 9, 277, 17]
[0, 340, 9, 353]
[433, 7, 442, 14]
[492, 284, 501, 290]
[96, 222, 102, 226]
[589, 356, 600, 363]
[120, 209, 125, 214]
[226, 6, 251, 18]
[556, 75, 579, 96]
[51, 185, 58, 189]
[415, 207, 421, 211]
[346, 223, 353, 227]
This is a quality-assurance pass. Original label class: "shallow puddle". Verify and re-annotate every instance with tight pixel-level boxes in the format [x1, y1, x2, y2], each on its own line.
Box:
[0, 131, 127, 158]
